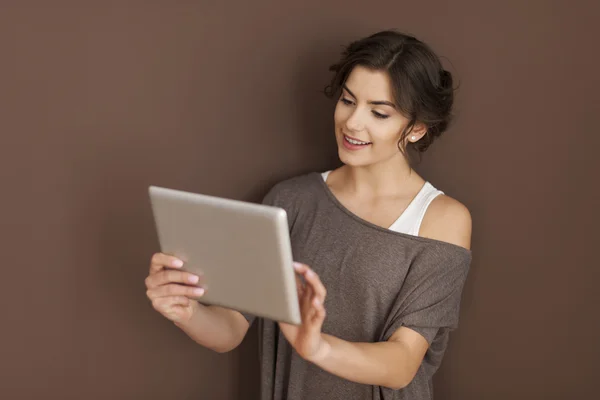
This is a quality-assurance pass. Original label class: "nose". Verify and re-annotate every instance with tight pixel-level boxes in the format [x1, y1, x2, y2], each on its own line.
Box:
[345, 109, 364, 133]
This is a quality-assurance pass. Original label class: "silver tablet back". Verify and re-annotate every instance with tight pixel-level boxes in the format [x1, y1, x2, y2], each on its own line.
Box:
[148, 185, 301, 325]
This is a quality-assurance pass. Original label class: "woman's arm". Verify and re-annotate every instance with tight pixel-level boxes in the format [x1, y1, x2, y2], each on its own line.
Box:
[309, 327, 429, 390]
[174, 304, 250, 353]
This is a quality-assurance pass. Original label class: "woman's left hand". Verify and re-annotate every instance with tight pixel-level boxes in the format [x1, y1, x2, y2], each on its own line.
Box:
[278, 262, 330, 362]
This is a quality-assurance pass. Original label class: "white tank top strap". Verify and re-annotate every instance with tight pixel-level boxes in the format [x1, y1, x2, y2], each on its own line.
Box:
[321, 170, 443, 237]
[388, 182, 444, 236]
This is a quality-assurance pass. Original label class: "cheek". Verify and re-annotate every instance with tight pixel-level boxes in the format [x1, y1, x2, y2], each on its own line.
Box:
[370, 124, 394, 141]
[371, 122, 404, 147]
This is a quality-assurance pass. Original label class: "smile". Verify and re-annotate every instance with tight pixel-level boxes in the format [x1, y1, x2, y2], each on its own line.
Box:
[343, 135, 371, 145]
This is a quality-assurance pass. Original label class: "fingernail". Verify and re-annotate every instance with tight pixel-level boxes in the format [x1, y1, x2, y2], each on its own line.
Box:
[173, 259, 183, 268]
[188, 275, 199, 284]
[313, 298, 321, 306]
[193, 287, 205, 296]
[306, 270, 314, 278]
[293, 262, 302, 269]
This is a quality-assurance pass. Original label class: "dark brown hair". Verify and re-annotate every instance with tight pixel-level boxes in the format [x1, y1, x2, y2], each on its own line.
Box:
[324, 30, 456, 155]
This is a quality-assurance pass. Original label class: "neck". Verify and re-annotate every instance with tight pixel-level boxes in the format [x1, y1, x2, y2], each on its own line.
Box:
[340, 155, 419, 197]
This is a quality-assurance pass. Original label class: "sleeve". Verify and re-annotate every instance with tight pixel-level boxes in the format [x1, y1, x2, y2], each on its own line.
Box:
[380, 249, 472, 344]
[240, 180, 299, 327]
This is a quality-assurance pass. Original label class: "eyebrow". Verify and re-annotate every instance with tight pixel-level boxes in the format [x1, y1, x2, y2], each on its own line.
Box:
[342, 84, 396, 108]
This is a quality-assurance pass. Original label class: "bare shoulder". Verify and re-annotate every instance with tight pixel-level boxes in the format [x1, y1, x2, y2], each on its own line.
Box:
[419, 194, 472, 250]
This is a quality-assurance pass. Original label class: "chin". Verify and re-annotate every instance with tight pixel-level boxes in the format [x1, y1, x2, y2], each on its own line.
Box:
[337, 147, 370, 167]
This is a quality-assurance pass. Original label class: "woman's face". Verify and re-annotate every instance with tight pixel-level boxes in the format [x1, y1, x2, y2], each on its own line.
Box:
[333, 66, 418, 167]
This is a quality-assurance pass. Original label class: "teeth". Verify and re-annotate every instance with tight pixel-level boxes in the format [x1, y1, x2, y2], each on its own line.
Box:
[345, 136, 370, 145]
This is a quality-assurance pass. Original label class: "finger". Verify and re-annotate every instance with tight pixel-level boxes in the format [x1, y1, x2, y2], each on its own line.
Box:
[145, 269, 201, 289]
[311, 302, 326, 329]
[300, 282, 314, 321]
[293, 262, 309, 274]
[147, 283, 205, 300]
[292, 264, 327, 329]
[300, 265, 327, 304]
[152, 295, 190, 310]
[301, 281, 313, 307]
[295, 274, 305, 297]
[293, 262, 312, 292]
[150, 253, 184, 274]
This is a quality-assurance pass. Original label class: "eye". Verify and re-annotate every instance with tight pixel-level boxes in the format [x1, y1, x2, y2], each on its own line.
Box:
[340, 97, 354, 106]
[372, 111, 389, 119]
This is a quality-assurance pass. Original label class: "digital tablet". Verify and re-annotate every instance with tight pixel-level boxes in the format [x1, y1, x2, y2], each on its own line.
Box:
[148, 185, 301, 325]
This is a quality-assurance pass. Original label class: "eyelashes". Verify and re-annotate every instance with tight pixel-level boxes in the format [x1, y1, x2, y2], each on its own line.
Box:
[339, 97, 389, 119]
[372, 111, 389, 119]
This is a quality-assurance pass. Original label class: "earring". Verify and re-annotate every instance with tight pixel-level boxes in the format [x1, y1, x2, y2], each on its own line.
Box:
[411, 136, 416, 141]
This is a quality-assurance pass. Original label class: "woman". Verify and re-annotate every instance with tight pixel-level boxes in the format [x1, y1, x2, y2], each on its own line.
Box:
[145, 30, 472, 400]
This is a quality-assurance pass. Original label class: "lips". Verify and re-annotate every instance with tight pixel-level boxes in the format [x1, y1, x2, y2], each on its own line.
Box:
[342, 134, 372, 151]
[344, 134, 371, 145]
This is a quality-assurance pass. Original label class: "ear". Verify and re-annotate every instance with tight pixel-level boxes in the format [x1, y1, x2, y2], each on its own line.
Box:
[407, 122, 428, 143]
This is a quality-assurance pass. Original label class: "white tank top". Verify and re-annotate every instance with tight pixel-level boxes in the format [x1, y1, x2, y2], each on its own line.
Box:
[321, 170, 443, 236]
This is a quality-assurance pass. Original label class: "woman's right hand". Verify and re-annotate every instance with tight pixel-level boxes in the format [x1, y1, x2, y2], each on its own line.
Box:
[145, 252, 205, 324]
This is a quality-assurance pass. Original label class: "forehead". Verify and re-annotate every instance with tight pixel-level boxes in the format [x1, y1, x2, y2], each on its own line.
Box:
[344, 65, 394, 101]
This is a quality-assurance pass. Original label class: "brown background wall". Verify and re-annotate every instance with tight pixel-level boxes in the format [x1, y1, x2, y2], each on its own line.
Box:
[1, 1, 598, 399]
